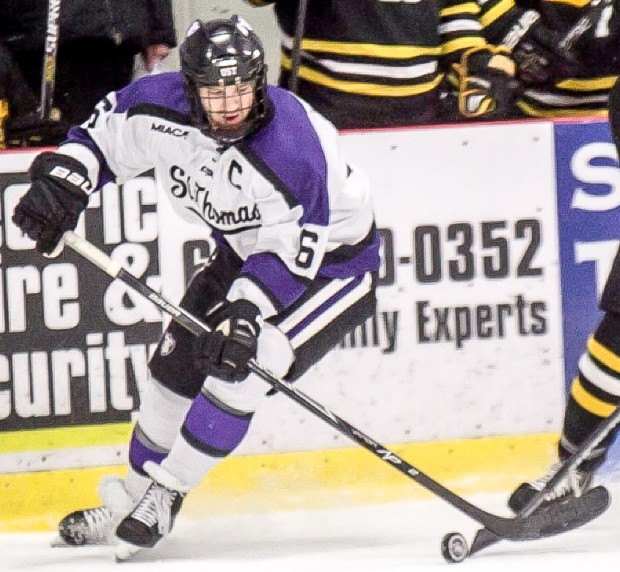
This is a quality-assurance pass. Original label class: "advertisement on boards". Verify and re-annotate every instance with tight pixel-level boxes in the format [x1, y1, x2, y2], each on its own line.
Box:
[337, 122, 566, 444]
[0, 152, 164, 431]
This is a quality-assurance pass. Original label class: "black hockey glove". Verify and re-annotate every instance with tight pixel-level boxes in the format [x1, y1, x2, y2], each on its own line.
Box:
[12, 152, 91, 255]
[501, 9, 577, 85]
[452, 46, 519, 120]
[192, 299, 261, 383]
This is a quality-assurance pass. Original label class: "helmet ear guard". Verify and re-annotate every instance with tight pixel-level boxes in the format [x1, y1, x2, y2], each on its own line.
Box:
[180, 15, 270, 144]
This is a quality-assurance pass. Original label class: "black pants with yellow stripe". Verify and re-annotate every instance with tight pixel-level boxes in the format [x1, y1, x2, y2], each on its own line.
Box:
[564, 78, 620, 472]
[564, 245, 620, 471]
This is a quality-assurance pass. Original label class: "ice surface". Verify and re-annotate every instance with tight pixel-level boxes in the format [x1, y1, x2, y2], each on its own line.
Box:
[3, 482, 619, 571]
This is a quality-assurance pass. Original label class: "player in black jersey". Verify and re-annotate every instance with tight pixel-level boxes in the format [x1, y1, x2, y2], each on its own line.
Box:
[480, 0, 620, 118]
[246, 0, 519, 128]
[508, 76, 620, 513]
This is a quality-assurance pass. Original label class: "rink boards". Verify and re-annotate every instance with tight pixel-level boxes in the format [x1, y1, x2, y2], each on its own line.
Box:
[0, 118, 618, 530]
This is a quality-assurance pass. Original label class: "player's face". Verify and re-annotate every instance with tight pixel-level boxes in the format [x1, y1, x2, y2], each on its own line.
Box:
[199, 82, 255, 130]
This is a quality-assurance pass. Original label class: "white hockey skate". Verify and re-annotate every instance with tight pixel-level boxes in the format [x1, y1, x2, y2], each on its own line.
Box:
[114, 461, 188, 559]
[53, 476, 134, 547]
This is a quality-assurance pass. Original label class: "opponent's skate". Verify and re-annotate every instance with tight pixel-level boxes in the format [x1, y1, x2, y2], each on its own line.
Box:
[508, 461, 594, 513]
[115, 461, 188, 551]
[56, 476, 134, 546]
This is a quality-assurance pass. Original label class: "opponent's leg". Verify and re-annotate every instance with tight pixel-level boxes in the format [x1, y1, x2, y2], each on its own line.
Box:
[509, 297, 620, 510]
[509, 78, 620, 513]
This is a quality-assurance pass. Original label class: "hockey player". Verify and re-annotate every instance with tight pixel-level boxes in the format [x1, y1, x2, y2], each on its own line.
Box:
[479, 0, 620, 117]
[507, 78, 620, 512]
[12, 16, 380, 551]
[244, 0, 519, 128]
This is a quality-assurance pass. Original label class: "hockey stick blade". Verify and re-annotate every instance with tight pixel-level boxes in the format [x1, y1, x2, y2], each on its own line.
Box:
[527, 486, 610, 537]
[469, 486, 610, 557]
[62, 230, 604, 544]
[520, 404, 620, 519]
[466, 404, 620, 556]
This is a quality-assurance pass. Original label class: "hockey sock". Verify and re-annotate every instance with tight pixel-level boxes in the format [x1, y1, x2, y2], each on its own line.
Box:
[128, 423, 170, 476]
[125, 376, 194, 491]
[561, 311, 620, 470]
[159, 389, 254, 489]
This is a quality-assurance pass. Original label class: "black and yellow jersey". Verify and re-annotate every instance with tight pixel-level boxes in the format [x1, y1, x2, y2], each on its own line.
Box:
[479, 0, 619, 118]
[246, 0, 487, 128]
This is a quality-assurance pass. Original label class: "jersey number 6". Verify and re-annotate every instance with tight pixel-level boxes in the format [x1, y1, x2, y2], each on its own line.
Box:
[295, 228, 319, 269]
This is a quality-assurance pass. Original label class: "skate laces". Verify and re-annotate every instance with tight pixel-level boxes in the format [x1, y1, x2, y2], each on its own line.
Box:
[132, 484, 178, 535]
[82, 507, 113, 540]
[530, 462, 587, 501]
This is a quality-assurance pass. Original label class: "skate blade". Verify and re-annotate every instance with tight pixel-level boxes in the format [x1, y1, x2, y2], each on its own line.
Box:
[114, 542, 142, 562]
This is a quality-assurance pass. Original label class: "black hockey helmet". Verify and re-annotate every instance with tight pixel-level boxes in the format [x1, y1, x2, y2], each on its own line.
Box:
[180, 15, 270, 144]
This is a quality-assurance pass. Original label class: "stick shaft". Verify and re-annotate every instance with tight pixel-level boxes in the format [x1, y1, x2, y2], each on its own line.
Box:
[288, 0, 309, 93]
[40, 0, 61, 120]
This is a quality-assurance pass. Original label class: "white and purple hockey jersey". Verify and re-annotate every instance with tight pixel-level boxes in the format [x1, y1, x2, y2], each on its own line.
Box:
[58, 72, 380, 318]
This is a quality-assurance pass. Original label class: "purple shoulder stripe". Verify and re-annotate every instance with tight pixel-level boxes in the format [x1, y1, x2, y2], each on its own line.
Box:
[115, 72, 190, 115]
[246, 86, 329, 226]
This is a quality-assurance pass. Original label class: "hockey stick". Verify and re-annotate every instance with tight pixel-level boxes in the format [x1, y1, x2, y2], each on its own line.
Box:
[288, 0, 309, 93]
[40, 0, 61, 120]
[521, 406, 620, 518]
[465, 401, 620, 558]
[62, 230, 609, 551]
